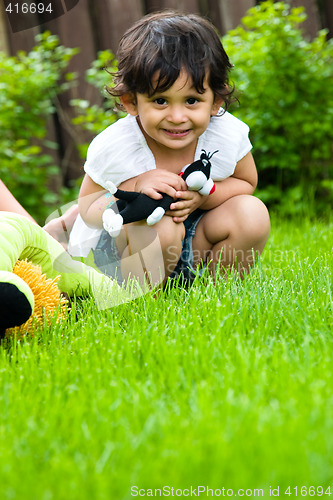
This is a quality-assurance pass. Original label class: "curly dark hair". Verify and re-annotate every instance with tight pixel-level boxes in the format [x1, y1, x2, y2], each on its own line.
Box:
[106, 11, 235, 111]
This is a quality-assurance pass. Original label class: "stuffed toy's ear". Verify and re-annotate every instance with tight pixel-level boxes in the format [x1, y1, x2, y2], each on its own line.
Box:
[0, 212, 132, 325]
[0, 270, 34, 339]
[1, 260, 68, 341]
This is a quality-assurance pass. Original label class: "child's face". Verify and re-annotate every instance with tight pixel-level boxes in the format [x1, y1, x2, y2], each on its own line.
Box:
[121, 70, 223, 156]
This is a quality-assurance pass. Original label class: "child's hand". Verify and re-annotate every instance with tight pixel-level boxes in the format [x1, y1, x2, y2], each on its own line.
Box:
[166, 190, 206, 223]
[134, 170, 187, 200]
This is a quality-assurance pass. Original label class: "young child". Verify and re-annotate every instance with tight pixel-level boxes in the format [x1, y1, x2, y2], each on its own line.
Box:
[68, 10, 270, 285]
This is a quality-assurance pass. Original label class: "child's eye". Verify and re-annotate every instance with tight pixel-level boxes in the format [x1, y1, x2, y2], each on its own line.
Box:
[186, 97, 199, 105]
[154, 98, 167, 105]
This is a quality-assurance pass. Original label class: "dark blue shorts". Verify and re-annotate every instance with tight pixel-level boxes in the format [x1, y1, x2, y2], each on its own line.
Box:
[93, 230, 123, 283]
[169, 209, 206, 281]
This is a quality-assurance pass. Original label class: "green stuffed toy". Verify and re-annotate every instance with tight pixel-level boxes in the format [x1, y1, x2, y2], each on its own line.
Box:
[0, 212, 130, 339]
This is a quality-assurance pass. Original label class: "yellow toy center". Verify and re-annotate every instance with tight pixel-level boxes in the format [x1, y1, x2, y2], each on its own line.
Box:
[5, 260, 68, 340]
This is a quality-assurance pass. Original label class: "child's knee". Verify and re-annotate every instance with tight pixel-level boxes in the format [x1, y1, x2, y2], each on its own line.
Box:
[236, 195, 270, 243]
[156, 217, 185, 251]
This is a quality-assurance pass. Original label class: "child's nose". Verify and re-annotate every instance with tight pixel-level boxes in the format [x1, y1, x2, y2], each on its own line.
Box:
[167, 105, 187, 124]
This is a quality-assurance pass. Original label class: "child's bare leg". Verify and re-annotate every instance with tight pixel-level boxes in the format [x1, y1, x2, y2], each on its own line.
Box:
[116, 216, 185, 287]
[192, 195, 270, 277]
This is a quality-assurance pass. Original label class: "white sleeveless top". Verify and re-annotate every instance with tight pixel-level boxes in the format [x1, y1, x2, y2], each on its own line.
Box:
[68, 112, 252, 257]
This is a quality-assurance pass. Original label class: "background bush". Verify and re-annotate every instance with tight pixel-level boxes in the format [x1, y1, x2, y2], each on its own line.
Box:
[1, 2, 332, 219]
[0, 32, 78, 223]
[223, 0, 333, 216]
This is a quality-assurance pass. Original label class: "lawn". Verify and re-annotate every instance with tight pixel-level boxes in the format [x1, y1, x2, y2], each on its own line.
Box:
[0, 215, 332, 500]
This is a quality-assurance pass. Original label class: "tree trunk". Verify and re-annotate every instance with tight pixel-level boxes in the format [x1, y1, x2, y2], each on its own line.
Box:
[0, 0, 10, 53]
[287, 0, 320, 39]
[218, 0, 255, 35]
[90, 0, 143, 53]
[145, 0, 200, 14]
[322, 0, 333, 38]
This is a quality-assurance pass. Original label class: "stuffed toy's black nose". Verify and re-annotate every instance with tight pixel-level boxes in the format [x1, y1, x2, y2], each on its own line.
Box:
[0, 282, 33, 339]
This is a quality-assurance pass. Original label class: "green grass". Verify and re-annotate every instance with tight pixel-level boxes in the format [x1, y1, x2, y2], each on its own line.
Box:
[1, 215, 332, 499]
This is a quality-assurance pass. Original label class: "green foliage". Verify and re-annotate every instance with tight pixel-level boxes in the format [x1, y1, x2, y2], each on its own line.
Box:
[2, 3, 332, 221]
[223, 1, 333, 215]
[0, 32, 78, 223]
[70, 50, 125, 160]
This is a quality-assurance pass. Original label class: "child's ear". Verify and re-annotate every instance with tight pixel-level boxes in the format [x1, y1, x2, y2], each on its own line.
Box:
[211, 96, 224, 116]
[120, 93, 138, 115]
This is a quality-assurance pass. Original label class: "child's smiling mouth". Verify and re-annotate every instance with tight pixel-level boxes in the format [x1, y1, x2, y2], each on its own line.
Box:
[162, 128, 191, 138]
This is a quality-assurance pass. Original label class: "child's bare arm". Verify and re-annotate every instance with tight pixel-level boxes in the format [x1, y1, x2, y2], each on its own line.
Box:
[78, 170, 187, 228]
[78, 175, 110, 228]
[0, 179, 36, 223]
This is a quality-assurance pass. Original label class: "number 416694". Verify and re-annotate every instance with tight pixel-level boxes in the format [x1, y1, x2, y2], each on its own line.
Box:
[5, 3, 53, 14]
[285, 486, 332, 496]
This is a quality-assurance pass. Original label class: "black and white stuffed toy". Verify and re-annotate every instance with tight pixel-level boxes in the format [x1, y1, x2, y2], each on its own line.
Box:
[103, 150, 217, 237]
